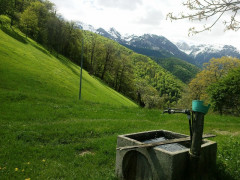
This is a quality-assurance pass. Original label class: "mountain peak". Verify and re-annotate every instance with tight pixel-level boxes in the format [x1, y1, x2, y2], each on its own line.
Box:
[177, 41, 240, 65]
[108, 27, 121, 39]
[76, 21, 96, 33]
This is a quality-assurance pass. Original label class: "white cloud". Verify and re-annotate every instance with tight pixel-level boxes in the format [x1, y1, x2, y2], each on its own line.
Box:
[50, 0, 240, 49]
[96, 0, 142, 10]
[134, 9, 163, 26]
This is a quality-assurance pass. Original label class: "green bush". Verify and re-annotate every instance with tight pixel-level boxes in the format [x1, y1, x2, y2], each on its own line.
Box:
[208, 67, 240, 116]
[0, 15, 11, 27]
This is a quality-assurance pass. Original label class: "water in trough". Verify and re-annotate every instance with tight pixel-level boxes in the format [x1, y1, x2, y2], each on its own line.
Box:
[142, 137, 188, 152]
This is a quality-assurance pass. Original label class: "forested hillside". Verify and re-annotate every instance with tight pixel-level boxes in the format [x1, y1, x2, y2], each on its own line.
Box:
[82, 31, 184, 108]
[153, 57, 200, 83]
[0, 0, 185, 108]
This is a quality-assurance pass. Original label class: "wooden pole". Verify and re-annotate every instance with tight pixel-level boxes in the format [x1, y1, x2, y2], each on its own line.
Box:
[117, 134, 215, 151]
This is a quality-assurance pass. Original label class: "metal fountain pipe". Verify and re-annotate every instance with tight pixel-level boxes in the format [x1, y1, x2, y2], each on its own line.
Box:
[189, 111, 205, 158]
[163, 108, 193, 142]
[190, 100, 211, 158]
[163, 108, 190, 114]
[189, 100, 211, 180]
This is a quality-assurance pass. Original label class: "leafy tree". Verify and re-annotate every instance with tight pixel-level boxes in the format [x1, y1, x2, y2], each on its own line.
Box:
[15, 0, 32, 13]
[135, 80, 161, 108]
[91, 40, 105, 76]
[208, 67, 240, 115]
[46, 16, 60, 52]
[101, 41, 115, 80]
[59, 21, 82, 63]
[19, 1, 52, 41]
[0, 0, 12, 15]
[20, 7, 38, 37]
[0, 0, 17, 26]
[29, 1, 51, 43]
[89, 33, 97, 73]
[115, 54, 135, 95]
[167, 0, 240, 34]
[189, 56, 240, 101]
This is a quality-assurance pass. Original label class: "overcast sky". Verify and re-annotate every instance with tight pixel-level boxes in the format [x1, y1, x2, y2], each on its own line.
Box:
[50, 0, 240, 49]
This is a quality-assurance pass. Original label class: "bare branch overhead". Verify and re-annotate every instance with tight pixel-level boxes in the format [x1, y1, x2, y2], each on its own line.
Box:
[167, 0, 240, 35]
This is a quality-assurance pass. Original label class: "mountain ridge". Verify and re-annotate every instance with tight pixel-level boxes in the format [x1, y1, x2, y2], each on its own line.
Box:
[176, 42, 240, 66]
[77, 21, 240, 66]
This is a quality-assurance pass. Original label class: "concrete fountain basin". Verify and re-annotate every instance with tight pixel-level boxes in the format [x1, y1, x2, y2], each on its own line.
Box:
[116, 130, 217, 180]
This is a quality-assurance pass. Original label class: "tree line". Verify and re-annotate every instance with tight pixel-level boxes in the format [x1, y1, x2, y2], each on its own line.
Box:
[0, 0, 83, 63]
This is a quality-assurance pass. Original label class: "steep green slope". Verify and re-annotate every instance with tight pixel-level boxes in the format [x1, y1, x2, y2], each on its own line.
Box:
[0, 26, 137, 107]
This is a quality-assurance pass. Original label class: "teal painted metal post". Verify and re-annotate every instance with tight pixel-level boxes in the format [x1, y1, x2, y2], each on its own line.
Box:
[190, 112, 205, 157]
[189, 111, 205, 180]
[79, 37, 84, 100]
[189, 100, 210, 180]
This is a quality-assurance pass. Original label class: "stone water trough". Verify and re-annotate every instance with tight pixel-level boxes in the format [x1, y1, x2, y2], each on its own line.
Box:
[116, 130, 217, 180]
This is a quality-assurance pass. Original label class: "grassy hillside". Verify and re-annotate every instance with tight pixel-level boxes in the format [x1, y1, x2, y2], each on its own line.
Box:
[0, 23, 240, 180]
[0, 25, 137, 107]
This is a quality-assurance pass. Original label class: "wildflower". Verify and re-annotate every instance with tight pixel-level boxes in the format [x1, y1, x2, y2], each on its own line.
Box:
[42, 159, 46, 162]
[27, 162, 30, 165]
[15, 168, 18, 171]
[22, 169, 25, 172]
[25, 178, 30, 180]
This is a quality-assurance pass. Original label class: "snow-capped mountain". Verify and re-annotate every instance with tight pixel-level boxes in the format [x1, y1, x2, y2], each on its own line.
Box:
[122, 34, 138, 42]
[123, 34, 195, 64]
[76, 22, 195, 63]
[96, 27, 125, 43]
[77, 22, 240, 66]
[96, 27, 140, 45]
[176, 42, 240, 65]
[76, 21, 97, 33]
[108, 28, 121, 40]
[91, 27, 196, 64]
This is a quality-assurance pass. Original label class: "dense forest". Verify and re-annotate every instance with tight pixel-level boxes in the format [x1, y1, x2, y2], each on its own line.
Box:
[1, 0, 240, 115]
[153, 57, 200, 83]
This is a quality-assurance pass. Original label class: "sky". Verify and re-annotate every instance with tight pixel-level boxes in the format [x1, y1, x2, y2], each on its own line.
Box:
[50, 0, 240, 49]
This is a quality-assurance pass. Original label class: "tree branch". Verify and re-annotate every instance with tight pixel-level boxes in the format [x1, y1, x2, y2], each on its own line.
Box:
[167, 0, 240, 33]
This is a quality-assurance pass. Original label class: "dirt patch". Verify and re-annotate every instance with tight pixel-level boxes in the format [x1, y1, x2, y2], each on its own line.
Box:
[79, 151, 95, 156]
[213, 129, 240, 136]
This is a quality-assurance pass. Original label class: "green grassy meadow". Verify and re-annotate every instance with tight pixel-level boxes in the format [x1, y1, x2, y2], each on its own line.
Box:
[0, 23, 240, 180]
[0, 22, 136, 108]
